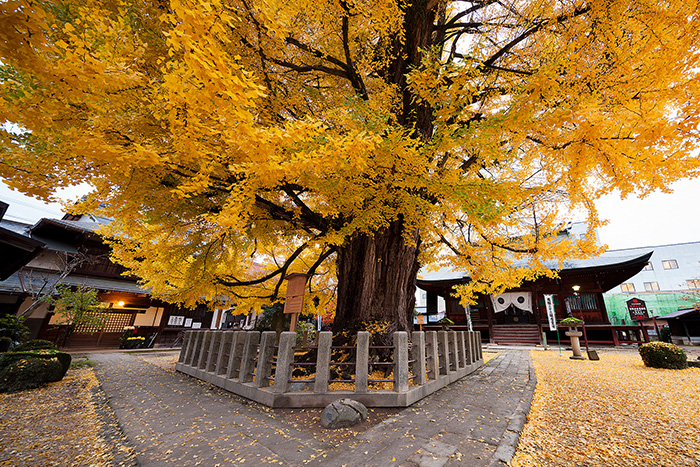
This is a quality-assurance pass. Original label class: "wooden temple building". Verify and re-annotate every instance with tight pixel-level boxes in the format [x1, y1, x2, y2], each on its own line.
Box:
[417, 252, 653, 346]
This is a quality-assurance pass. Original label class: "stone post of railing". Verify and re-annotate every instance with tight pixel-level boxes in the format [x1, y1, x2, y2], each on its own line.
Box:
[187, 330, 203, 366]
[226, 331, 246, 379]
[438, 331, 449, 375]
[198, 331, 213, 369]
[215, 331, 233, 375]
[314, 331, 332, 394]
[475, 331, 483, 360]
[355, 332, 369, 393]
[411, 331, 426, 386]
[464, 330, 473, 364]
[206, 331, 221, 373]
[449, 331, 459, 370]
[393, 332, 409, 393]
[256, 331, 277, 388]
[179, 331, 193, 363]
[273, 332, 296, 393]
[457, 331, 466, 368]
[426, 331, 438, 380]
[239, 332, 261, 383]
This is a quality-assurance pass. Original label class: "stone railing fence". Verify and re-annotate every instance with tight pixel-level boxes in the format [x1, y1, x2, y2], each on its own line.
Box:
[175, 329, 483, 408]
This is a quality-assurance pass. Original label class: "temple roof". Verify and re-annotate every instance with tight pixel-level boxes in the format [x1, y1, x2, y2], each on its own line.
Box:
[417, 251, 653, 294]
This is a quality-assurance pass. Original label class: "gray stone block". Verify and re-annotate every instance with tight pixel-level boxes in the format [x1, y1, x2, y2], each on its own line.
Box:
[320, 398, 368, 429]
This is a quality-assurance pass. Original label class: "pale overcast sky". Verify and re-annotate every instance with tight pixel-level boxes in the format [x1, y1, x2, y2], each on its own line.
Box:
[1, 178, 699, 251]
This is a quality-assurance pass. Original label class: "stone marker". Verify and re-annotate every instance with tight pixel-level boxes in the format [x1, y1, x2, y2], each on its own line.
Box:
[320, 399, 368, 429]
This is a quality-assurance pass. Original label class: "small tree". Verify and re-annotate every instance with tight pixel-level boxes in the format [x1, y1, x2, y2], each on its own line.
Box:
[49, 286, 108, 347]
[0, 315, 29, 343]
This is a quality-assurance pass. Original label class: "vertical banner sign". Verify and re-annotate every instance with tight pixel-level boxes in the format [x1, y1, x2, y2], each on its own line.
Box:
[465, 304, 474, 332]
[544, 294, 557, 331]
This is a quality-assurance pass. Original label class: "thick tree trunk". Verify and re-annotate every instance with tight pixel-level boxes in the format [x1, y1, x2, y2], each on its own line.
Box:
[334, 218, 421, 333]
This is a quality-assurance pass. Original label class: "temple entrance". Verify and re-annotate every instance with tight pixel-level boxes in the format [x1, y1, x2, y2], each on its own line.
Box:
[492, 292, 533, 325]
[504, 306, 531, 325]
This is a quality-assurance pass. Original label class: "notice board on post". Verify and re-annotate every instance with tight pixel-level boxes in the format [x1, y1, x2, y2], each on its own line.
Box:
[627, 298, 649, 321]
[283, 273, 308, 314]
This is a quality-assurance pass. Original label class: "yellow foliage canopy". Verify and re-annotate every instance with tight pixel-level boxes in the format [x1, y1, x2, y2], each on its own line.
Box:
[0, 0, 699, 320]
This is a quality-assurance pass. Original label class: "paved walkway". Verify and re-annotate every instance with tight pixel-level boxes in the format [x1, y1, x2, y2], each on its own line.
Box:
[91, 350, 535, 467]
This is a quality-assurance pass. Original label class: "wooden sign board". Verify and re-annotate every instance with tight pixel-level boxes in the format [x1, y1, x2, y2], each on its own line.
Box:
[283, 273, 308, 314]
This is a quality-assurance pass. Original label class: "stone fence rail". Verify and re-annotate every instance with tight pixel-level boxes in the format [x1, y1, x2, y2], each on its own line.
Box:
[175, 329, 483, 408]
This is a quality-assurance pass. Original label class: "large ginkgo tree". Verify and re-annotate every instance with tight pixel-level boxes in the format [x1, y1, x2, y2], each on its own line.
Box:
[1, 0, 699, 332]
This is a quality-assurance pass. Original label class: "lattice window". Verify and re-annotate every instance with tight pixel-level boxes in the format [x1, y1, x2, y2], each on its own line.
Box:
[567, 294, 598, 311]
[75, 312, 135, 333]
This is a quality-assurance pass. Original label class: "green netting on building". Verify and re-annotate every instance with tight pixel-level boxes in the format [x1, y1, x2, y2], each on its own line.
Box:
[604, 293, 695, 324]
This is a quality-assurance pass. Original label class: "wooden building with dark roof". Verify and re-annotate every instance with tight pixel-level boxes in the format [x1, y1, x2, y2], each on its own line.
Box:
[417, 252, 653, 346]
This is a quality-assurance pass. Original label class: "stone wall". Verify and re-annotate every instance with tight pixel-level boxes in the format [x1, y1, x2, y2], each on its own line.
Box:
[175, 329, 483, 408]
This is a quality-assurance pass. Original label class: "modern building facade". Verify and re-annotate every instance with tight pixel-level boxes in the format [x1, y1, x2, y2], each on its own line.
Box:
[602, 242, 700, 324]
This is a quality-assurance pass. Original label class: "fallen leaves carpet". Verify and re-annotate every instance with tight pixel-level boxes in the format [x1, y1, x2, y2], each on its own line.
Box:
[510, 350, 700, 466]
[0, 367, 137, 466]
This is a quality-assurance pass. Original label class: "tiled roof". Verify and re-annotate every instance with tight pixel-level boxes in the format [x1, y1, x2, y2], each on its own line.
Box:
[0, 271, 149, 295]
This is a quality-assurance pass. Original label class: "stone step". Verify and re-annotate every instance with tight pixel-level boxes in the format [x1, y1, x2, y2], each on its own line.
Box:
[492, 326, 541, 345]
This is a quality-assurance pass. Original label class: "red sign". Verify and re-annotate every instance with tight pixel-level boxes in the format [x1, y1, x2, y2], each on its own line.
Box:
[626, 298, 649, 321]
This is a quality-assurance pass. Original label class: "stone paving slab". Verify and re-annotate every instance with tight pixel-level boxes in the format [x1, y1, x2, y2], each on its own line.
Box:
[91, 350, 535, 466]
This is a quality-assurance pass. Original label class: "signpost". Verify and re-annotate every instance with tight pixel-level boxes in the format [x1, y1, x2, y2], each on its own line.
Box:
[627, 298, 649, 321]
[544, 294, 562, 355]
[283, 273, 309, 332]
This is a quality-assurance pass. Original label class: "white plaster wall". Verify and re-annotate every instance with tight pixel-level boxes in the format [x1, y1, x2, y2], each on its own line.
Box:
[605, 242, 700, 293]
[134, 306, 164, 327]
[16, 297, 50, 319]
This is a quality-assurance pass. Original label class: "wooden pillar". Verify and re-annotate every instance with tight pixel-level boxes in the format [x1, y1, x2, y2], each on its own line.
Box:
[640, 324, 650, 343]
[682, 320, 692, 344]
[486, 296, 495, 344]
[612, 328, 620, 347]
[532, 288, 543, 344]
[598, 292, 611, 324]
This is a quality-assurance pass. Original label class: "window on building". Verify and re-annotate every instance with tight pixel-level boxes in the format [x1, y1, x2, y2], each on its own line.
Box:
[644, 282, 660, 291]
[643, 262, 653, 271]
[620, 283, 635, 292]
[662, 260, 679, 269]
[687, 279, 700, 289]
[566, 294, 598, 311]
